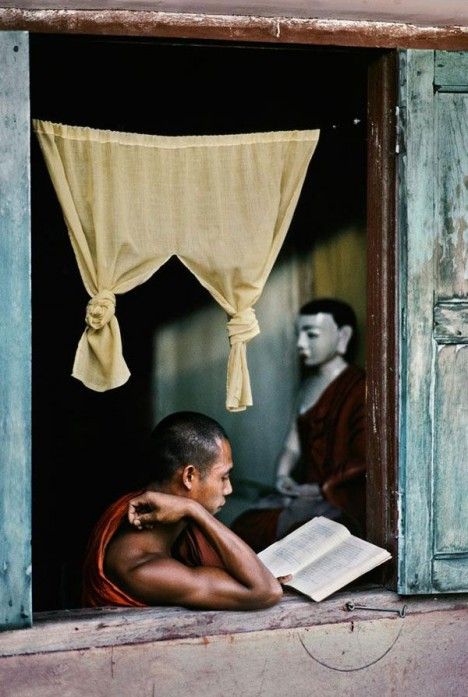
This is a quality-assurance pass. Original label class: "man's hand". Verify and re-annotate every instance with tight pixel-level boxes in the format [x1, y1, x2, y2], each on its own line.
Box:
[128, 491, 194, 529]
[277, 574, 293, 585]
[118, 490, 283, 610]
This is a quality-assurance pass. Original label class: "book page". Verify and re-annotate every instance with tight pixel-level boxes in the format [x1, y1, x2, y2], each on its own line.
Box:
[287, 534, 391, 601]
[257, 516, 350, 578]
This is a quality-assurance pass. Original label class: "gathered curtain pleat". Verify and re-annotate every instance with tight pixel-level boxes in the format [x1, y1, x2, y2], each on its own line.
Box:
[33, 120, 319, 411]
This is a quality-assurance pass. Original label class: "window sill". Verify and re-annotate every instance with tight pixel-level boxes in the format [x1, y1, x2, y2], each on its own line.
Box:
[0, 586, 466, 658]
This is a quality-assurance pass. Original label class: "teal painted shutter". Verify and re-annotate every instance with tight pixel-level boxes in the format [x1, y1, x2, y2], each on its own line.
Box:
[0, 31, 32, 629]
[398, 50, 468, 594]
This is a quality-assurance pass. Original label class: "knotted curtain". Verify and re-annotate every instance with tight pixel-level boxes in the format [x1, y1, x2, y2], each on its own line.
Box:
[33, 120, 319, 411]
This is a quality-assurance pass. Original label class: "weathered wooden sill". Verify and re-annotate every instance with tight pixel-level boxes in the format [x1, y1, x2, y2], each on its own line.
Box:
[1, 587, 466, 658]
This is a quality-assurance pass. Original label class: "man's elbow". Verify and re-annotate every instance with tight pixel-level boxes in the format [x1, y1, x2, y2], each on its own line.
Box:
[250, 580, 283, 609]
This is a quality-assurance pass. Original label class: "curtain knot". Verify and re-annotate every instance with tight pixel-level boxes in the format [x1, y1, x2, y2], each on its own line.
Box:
[227, 307, 260, 345]
[85, 290, 116, 330]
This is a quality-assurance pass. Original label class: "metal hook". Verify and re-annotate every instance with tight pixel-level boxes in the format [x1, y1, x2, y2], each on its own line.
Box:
[345, 601, 407, 618]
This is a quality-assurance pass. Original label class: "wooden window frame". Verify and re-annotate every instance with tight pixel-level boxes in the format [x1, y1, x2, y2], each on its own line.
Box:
[6, 6, 459, 627]
[366, 51, 398, 582]
[0, 7, 467, 50]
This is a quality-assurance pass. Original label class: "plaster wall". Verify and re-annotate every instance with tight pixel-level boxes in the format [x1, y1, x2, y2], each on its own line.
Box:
[1, 607, 466, 697]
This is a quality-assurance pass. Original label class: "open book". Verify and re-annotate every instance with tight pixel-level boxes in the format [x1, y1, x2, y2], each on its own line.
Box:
[258, 516, 391, 602]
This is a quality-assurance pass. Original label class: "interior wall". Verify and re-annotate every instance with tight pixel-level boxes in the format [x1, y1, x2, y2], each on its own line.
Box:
[30, 35, 369, 609]
[312, 224, 367, 366]
[154, 258, 302, 525]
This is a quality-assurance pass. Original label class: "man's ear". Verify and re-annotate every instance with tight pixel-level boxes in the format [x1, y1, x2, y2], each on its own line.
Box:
[182, 464, 196, 491]
[337, 324, 353, 356]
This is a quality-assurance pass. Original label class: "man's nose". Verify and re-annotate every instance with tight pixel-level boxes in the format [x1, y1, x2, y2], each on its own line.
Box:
[224, 480, 233, 496]
[297, 332, 307, 350]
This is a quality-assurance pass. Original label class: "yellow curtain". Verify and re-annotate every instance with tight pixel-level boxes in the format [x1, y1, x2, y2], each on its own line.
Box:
[34, 120, 319, 411]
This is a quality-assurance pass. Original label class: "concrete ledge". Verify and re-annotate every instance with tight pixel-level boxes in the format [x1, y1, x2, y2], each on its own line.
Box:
[0, 587, 466, 657]
[1, 589, 467, 697]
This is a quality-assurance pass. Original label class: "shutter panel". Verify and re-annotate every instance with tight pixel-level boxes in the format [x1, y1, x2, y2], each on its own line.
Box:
[398, 50, 468, 594]
[0, 31, 32, 629]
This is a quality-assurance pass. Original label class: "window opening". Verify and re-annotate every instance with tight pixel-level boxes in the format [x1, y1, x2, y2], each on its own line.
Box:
[31, 34, 370, 611]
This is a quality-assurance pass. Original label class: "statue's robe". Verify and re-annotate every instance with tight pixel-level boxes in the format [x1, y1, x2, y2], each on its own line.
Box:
[232, 366, 366, 552]
[82, 491, 224, 607]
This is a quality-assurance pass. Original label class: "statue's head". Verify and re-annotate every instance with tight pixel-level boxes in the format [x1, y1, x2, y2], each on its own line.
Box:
[296, 298, 357, 367]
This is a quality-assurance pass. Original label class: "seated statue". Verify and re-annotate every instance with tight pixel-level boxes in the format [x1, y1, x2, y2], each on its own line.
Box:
[232, 298, 366, 552]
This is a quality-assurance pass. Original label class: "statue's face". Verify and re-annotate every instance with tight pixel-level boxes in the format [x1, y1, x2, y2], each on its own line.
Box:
[296, 312, 342, 367]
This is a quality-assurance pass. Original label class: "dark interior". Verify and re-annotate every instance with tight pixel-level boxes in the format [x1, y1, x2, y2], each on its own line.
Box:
[30, 35, 369, 611]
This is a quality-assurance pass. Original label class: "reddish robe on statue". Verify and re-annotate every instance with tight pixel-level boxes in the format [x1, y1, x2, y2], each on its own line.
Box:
[82, 491, 225, 607]
[232, 365, 366, 552]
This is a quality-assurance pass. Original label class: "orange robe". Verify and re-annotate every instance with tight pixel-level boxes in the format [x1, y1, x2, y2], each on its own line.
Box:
[297, 365, 366, 530]
[82, 491, 224, 607]
[232, 366, 366, 551]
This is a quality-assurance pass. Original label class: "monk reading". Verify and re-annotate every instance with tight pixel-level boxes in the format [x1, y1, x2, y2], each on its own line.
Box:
[82, 411, 286, 610]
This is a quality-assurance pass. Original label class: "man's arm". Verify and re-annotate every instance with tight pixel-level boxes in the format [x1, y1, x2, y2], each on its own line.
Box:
[110, 492, 283, 610]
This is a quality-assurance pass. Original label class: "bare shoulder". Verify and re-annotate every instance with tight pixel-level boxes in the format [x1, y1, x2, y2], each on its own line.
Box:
[104, 531, 203, 606]
[105, 527, 166, 579]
